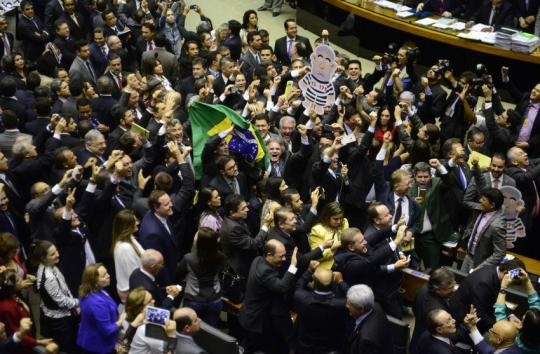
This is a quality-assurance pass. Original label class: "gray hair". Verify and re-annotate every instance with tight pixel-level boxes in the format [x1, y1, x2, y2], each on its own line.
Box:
[96, 75, 112, 95]
[12, 136, 34, 159]
[399, 91, 416, 104]
[279, 115, 296, 129]
[347, 284, 374, 310]
[84, 129, 104, 146]
[51, 78, 63, 93]
[141, 249, 163, 267]
[507, 146, 519, 164]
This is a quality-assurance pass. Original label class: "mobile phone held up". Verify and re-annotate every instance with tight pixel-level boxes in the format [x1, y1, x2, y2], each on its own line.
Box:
[189, 4, 197, 9]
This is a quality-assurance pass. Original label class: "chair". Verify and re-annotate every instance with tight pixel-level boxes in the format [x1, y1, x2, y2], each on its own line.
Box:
[387, 314, 410, 354]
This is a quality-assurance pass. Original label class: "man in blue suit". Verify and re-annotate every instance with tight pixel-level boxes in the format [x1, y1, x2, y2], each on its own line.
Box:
[464, 307, 522, 354]
[139, 190, 179, 284]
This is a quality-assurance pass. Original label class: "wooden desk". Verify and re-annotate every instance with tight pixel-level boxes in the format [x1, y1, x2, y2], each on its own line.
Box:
[324, 0, 540, 64]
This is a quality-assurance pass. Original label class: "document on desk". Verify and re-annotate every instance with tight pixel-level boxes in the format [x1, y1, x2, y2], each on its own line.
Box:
[432, 18, 456, 29]
[449, 22, 466, 30]
[457, 31, 496, 43]
[414, 18, 437, 26]
[470, 23, 492, 32]
[396, 11, 415, 18]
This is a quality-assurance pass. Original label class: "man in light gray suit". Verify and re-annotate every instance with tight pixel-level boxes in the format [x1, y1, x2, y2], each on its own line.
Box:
[461, 188, 506, 273]
[69, 40, 97, 89]
[0, 110, 31, 159]
[141, 32, 177, 82]
[464, 153, 516, 211]
[173, 307, 207, 354]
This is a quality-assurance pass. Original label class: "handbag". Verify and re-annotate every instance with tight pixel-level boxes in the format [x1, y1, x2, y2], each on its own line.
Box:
[220, 264, 245, 304]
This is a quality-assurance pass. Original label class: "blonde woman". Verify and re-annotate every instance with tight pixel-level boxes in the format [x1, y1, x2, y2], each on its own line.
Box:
[309, 202, 349, 269]
[111, 210, 144, 302]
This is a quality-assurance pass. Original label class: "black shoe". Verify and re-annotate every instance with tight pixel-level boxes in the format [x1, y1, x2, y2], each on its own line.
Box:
[258, 5, 269, 11]
[272, 11, 280, 17]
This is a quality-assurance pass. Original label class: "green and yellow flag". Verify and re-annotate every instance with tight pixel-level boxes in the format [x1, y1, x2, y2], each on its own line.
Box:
[189, 101, 269, 180]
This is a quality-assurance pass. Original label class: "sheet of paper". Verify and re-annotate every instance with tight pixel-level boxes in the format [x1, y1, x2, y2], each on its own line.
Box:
[414, 18, 437, 25]
[450, 22, 466, 30]
[467, 151, 491, 170]
[396, 11, 415, 18]
[470, 23, 491, 32]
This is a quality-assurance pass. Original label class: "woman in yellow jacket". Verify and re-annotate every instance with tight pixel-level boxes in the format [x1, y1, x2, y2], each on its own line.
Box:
[309, 202, 348, 269]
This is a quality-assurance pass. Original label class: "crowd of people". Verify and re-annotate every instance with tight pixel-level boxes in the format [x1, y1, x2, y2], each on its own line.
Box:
[0, 0, 539, 353]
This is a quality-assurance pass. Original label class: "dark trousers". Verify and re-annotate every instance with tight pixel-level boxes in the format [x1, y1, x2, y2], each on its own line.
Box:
[183, 298, 223, 328]
[40, 313, 77, 354]
[243, 315, 292, 354]
[416, 231, 442, 271]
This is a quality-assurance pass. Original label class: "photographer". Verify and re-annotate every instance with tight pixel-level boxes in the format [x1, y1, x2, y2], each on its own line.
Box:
[417, 62, 449, 124]
[380, 44, 420, 100]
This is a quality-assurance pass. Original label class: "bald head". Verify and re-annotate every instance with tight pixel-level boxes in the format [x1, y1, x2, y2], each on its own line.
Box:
[141, 249, 163, 275]
[173, 307, 200, 335]
[313, 267, 332, 291]
[489, 320, 518, 348]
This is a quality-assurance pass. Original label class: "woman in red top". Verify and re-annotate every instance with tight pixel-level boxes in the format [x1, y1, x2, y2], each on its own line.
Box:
[374, 105, 396, 144]
[0, 269, 56, 353]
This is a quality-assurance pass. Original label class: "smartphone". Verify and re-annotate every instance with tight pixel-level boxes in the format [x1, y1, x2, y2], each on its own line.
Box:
[231, 86, 238, 93]
[189, 4, 197, 9]
[509, 268, 520, 279]
[418, 188, 427, 199]
[145, 306, 170, 326]
[317, 187, 325, 200]
[284, 80, 294, 100]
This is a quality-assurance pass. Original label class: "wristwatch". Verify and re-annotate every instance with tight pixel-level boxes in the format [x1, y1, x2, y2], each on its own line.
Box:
[499, 288, 507, 294]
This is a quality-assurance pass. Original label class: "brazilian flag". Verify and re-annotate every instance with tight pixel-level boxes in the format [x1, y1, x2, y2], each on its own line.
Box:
[189, 101, 269, 180]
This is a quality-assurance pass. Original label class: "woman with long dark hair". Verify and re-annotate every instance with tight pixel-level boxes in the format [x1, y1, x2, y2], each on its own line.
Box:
[177, 227, 225, 327]
[197, 188, 223, 232]
[240, 10, 259, 47]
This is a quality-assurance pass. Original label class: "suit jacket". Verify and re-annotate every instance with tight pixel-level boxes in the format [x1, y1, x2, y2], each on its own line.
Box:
[174, 335, 207, 354]
[274, 35, 313, 67]
[0, 97, 36, 131]
[44, 0, 64, 33]
[25, 117, 50, 137]
[53, 36, 77, 68]
[89, 42, 109, 77]
[240, 49, 260, 81]
[463, 209, 506, 269]
[505, 158, 540, 225]
[17, 15, 49, 61]
[380, 187, 421, 235]
[471, 0, 515, 28]
[219, 216, 266, 278]
[267, 226, 323, 275]
[238, 256, 296, 334]
[91, 95, 118, 129]
[129, 268, 174, 309]
[26, 189, 59, 242]
[69, 56, 97, 88]
[208, 173, 248, 200]
[60, 12, 87, 41]
[475, 340, 522, 354]
[106, 71, 128, 100]
[138, 211, 179, 284]
[0, 32, 14, 58]
[410, 286, 453, 354]
[141, 47, 177, 81]
[293, 269, 348, 353]
[347, 303, 395, 354]
[450, 265, 500, 333]
[77, 290, 119, 353]
[484, 107, 516, 155]
[417, 331, 460, 354]
[464, 170, 515, 211]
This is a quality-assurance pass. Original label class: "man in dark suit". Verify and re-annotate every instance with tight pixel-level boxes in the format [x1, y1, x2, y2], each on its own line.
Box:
[267, 207, 329, 275]
[208, 156, 249, 200]
[136, 22, 156, 61]
[469, 0, 515, 29]
[91, 76, 118, 130]
[44, 0, 64, 33]
[293, 266, 349, 354]
[17, 0, 50, 63]
[139, 190, 180, 285]
[240, 31, 262, 81]
[450, 257, 524, 334]
[460, 188, 506, 273]
[129, 249, 181, 309]
[53, 19, 77, 68]
[410, 268, 457, 354]
[464, 153, 516, 210]
[274, 19, 313, 67]
[0, 153, 25, 219]
[239, 239, 298, 354]
[281, 188, 320, 253]
[101, 9, 128, 38]
[59, 0, 87, 41]
[76, 129, 108, 165]
[407, 160, 454, 270]
[89, 28, 109, 78]
[0, 78, 36, 131]
[171, 307, 207, 354]
[417, 309, 460, 354]
[346, 284, 394, 354]
[0, 16, 14, 58]
[312, 146, 349, 207]
[69, 40, 98, 89]
[25, 97, 51, 138]
[105, 54, 127, 100]
[213, 57, 238, 97]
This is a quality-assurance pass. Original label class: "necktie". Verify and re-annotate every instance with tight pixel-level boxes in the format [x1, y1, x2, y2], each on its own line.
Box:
[31, 18, 40, 30]
[101, 46, 108, 58]
[394, 197, 403, 224]
[115, 74, 122, 89]
[439, 0, 444, 13]
[492, 178, 500, 189]
[2, 211, 16, 234]
[272, 162, 281, 177]
[1, 33, 11, 56]
[85, 61, 95, 81]
[71, 14, 79, 27]
[287, 38, 294, 60]
[468, 213, 484, 255]
[148, 41, 154, 50]
[229, 179, 239, 194]
[532, 180, 540, 216]
[456, 166, 467, 190]
[1, 176, 20, 198]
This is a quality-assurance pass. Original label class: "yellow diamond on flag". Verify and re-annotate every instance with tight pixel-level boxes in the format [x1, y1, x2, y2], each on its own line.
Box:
[207, 117, 233, 136]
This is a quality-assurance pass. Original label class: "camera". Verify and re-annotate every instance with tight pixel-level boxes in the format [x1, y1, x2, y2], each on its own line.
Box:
[382, 42, 399, 65]
[433, 59, 451, 76]
[470, 63, 493, 96]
